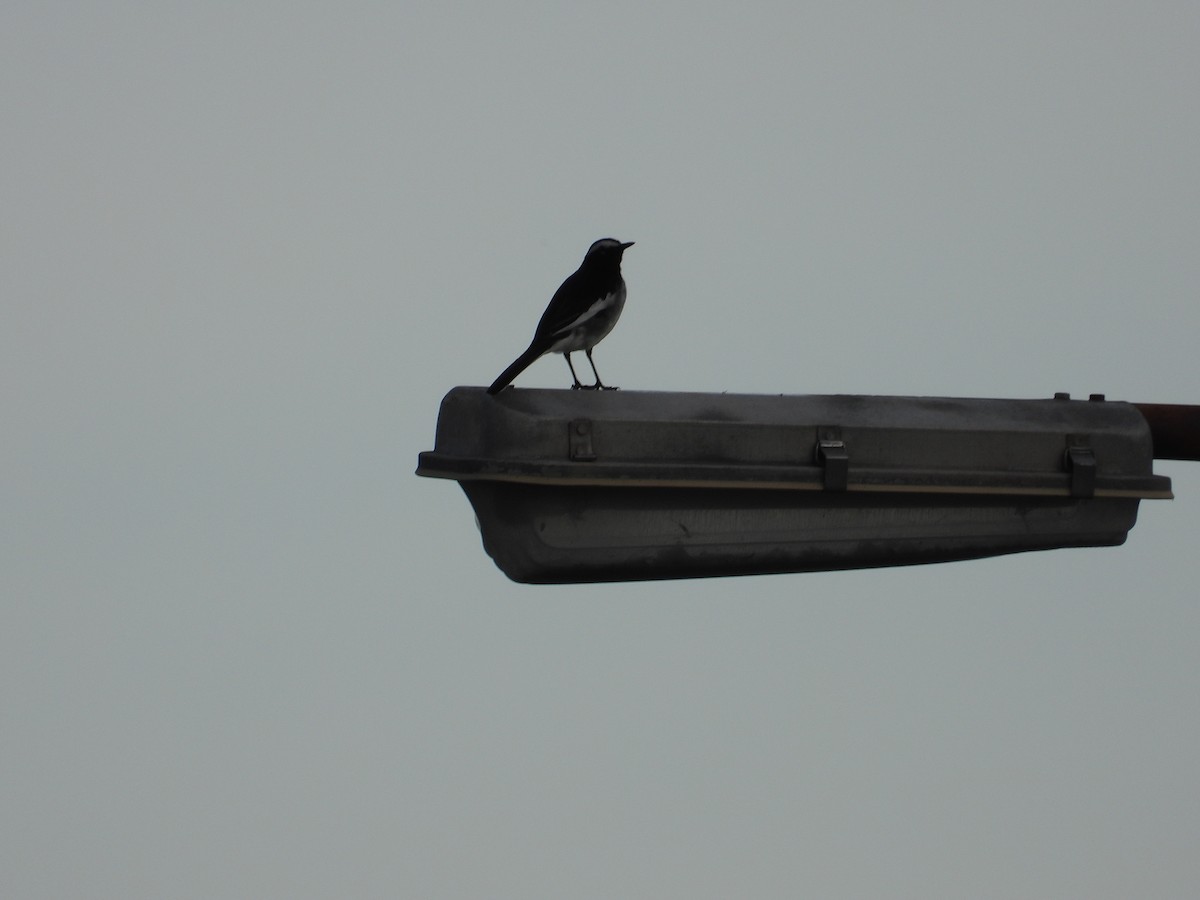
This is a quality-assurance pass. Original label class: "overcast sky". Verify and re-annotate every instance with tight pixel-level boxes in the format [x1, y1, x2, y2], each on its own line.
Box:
[4, 3, 1199, 898]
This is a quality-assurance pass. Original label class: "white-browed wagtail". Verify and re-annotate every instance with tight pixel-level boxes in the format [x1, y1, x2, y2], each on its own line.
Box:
[488, 238, 633, 394]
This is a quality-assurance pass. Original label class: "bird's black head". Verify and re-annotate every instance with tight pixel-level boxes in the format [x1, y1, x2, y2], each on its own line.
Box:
[583, 237, 634, 264]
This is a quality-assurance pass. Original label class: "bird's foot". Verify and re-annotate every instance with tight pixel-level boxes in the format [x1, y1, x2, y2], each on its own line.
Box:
[574, 381, 618, 391]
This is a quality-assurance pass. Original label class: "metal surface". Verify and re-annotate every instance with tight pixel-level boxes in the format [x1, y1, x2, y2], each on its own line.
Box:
[460, 481, 1142, 584]
[419, 388, 1171, 498]
[417, 387, 1174, 583]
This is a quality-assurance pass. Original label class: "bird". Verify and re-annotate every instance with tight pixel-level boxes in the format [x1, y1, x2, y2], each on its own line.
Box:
[487, 238, 634, 394]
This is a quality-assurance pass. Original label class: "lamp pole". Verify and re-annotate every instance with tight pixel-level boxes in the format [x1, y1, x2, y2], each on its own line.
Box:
[1134, 404, 1200, 461]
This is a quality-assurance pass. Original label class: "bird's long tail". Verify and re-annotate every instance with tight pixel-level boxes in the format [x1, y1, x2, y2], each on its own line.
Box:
[487, 342, 547, 394]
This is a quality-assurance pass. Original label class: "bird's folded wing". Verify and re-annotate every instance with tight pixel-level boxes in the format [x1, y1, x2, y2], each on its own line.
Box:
[539, 290, 618, 339]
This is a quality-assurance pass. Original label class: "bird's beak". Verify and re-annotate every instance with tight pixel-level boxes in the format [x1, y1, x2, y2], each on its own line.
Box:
[620, 241, 635, 250]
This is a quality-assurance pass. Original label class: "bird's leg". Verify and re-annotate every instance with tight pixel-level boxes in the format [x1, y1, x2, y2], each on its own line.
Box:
[586, 348, 617, 391]
[564, 353, 586, 390]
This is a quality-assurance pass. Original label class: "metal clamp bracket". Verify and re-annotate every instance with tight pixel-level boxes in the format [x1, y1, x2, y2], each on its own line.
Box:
[1065, 437, 1096, 498]
[569, 419, 597, 461]
[815, 428, 849, 491]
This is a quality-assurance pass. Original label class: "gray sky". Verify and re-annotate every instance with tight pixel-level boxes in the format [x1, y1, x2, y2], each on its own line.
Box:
[4, 3, 1199, 897]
